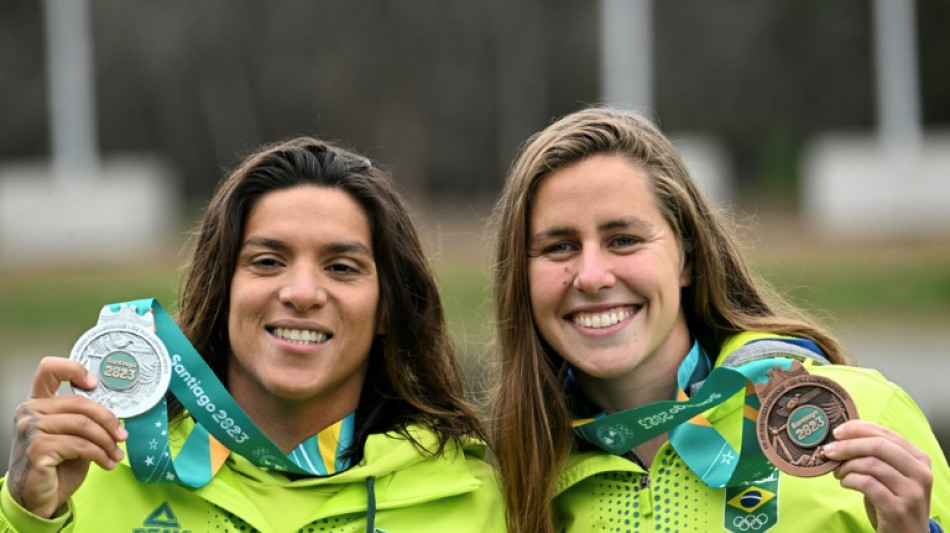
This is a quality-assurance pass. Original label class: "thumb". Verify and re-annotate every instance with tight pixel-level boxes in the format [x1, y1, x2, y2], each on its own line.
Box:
[30, 357, 96, 398]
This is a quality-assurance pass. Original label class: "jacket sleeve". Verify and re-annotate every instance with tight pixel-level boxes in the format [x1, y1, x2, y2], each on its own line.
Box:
[876, 385, 950, 529]
[0, 478, 71, 533]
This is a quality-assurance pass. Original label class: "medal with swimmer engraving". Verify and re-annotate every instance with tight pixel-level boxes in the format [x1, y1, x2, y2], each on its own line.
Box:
[69, 304, 172, 419]
[755, 360, 858, 477]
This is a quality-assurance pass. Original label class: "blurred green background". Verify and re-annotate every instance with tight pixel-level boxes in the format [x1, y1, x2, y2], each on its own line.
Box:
[5, 214, 948, 355]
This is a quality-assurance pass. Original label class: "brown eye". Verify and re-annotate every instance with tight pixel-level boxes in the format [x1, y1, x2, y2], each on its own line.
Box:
[328, 262, 359, 274]
[245, 254, 284, 270]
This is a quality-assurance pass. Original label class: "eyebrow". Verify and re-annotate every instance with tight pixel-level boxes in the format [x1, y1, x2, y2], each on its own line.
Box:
[530, 217, 653, 242]
[241, 236, 373, 257]
[242, 236, 289, 252]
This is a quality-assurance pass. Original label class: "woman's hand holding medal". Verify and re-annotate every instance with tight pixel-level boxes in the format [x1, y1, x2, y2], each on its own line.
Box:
[8, 357, 127, 519]
[758, 362, 934, 532]
[825, 420, 933, 533]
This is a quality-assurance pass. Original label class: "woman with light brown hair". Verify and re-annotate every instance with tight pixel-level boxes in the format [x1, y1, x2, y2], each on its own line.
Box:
[489, 106, 948, 533]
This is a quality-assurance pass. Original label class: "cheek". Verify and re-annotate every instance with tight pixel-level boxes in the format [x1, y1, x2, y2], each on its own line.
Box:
[226, 280, 241, 329]
[226, 275, 263, 333]
[352, 286, 382, 335]
[528, 263, 567, 315]
[228, 279, 247, 319]
[226, 289, 245, 353]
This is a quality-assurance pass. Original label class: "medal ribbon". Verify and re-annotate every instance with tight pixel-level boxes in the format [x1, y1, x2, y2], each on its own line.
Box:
[572, 341, 797, 488]
[113, 299, 355, 487]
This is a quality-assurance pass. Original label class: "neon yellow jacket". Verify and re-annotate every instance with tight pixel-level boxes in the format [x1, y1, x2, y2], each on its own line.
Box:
[0, 422, 505, 533]
[555, 334, 950, 533]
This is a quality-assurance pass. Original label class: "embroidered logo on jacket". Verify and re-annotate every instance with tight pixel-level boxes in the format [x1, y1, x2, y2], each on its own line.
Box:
[724, 470, 779, 532]
[132, 502, 192, 533]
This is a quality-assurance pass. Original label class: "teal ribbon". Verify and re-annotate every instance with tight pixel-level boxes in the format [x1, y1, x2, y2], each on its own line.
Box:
[572, 342, 794, 488]
[114, 299, 355, 487]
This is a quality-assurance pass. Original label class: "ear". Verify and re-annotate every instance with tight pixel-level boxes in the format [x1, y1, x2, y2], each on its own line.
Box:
[679, 261, 693, 288]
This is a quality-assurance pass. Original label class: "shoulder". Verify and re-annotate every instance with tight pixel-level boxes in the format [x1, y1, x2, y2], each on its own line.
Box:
[809, 364, 920, 425]
[360, 427, 506, 531]
[363, 425, 489, 464]
[812, 365, 949, 476]
[812, 364, 950, 530]
[362, 425, 503, 495]
[555, 447, 639, 497]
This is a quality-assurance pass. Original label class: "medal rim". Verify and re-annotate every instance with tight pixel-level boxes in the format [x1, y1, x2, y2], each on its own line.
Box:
[69, 320, 172, 419]
[757, 367, 858, 477]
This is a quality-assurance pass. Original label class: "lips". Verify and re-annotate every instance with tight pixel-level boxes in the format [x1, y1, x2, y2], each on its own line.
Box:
[268, 327, 330, 345]
[570, 306, 635, 329]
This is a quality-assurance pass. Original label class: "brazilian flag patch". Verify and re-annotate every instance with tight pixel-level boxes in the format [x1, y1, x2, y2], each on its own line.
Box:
[727, 486, 775, 513]
[724, 470, 779, 532]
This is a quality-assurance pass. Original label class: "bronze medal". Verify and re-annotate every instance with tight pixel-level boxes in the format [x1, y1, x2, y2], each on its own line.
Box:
[755, 360, 858, 477]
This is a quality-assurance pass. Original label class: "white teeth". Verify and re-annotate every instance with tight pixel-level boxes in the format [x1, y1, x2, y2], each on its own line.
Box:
[572, 307, 632, 329]
[272, 327, 328, 345]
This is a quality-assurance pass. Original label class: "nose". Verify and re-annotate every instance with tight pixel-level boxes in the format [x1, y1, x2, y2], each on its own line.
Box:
[572, 246, 615, 294]
[278, 264, 328, 312]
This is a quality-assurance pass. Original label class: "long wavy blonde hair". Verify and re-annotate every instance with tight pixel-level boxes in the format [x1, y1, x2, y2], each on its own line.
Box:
[488, 107, 849, 533]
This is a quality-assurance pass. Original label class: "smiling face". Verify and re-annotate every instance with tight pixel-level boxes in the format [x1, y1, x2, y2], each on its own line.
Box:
[227, 185, 380, 416]
[527, 154, 693, 400]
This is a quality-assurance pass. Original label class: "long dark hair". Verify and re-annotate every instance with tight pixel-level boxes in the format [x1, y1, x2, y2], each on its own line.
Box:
[173, 136, 484, 454]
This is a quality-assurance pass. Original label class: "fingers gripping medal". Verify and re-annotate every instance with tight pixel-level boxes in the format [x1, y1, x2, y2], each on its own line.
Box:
[755, 360, 858, 477]
[69, 304, 172, 419]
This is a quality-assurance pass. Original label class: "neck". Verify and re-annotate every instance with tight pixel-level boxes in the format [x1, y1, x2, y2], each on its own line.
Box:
[264, 405, 351, 453]
[232, 390, 358, 454]
[635, 434, 669, 467]
[578, 360, 678, 415]
[577, 334, 692, 414]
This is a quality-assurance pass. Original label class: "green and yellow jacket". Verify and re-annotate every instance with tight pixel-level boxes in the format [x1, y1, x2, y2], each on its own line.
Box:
[0, 422, 505, 533]
[555, 333, 950, 533]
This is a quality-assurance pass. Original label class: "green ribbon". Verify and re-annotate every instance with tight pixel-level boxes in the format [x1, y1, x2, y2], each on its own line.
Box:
[111, 299, 355, 487]
[572, 342, 794, 488]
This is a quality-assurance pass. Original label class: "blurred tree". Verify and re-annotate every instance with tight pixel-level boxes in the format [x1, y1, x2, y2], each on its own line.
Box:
[0, 2, 48, 159]
[653, 0, 875, 205]
[918, 0, 950, 126]
[85, 0, 597, 204]
[0, 0, 947, 209]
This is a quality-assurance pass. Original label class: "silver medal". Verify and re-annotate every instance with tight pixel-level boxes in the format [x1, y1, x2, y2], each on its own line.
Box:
[69, 305, 172, 418]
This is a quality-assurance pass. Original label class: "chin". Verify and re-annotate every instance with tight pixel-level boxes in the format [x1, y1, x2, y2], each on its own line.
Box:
[574, 360, 640, 381]
[264, 381, 326, 402]
[584, 369, 631, 381]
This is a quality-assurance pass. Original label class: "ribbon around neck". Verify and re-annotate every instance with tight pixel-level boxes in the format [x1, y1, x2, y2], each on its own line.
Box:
[113, 299, 355, 487]
[572, 342, 794, 488]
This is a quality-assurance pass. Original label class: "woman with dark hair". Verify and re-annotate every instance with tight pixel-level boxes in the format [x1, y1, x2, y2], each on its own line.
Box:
[2, 137, 505, 532]
[489, 106, 948, 533]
